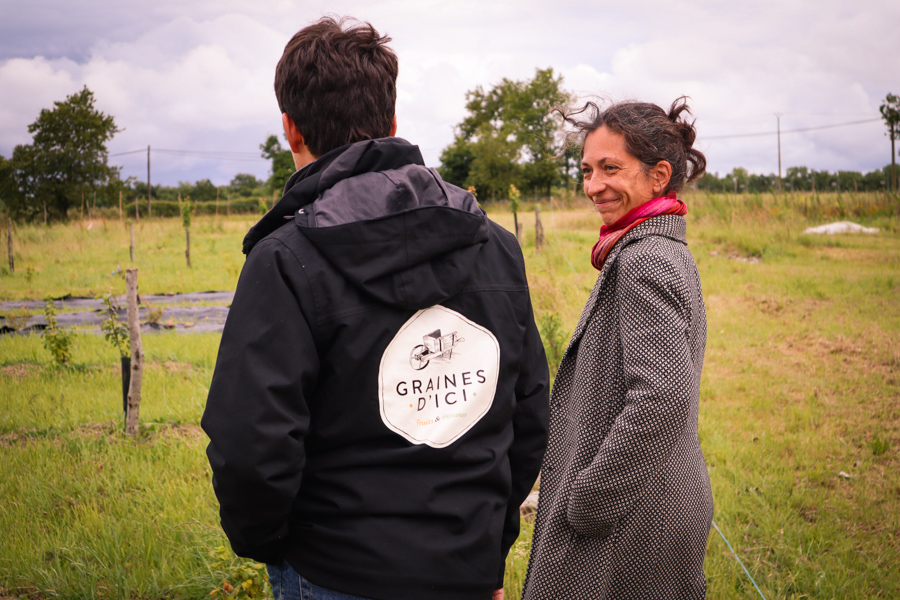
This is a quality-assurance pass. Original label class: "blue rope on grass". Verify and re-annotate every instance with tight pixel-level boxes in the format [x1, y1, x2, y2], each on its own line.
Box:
[712, 520, 767, 600]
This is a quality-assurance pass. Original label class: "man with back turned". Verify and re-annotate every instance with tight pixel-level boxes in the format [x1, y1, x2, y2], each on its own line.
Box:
[201, 16, 549, 600]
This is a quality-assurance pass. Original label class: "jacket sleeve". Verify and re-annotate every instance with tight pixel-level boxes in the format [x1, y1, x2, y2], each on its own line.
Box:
[201, 239, 319, 564]
[497, 299, 550, 587]
[567, 248, 694, 537]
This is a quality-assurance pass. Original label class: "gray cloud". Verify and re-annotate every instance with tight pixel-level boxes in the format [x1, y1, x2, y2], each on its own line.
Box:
[1, 0, 897, 186]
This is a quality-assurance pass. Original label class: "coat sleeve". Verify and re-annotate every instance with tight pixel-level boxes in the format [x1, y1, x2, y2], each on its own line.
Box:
[497, 299, 550, 587]
[567, 247, 694, 538]
[201, 239, 319, 564]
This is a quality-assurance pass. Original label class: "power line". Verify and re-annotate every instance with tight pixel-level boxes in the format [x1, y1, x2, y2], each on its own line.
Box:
[109, 148, 263, 161]
[156, 149, 261, 159]
[109, 149, 146, 157]
[700, 117, 882, 140]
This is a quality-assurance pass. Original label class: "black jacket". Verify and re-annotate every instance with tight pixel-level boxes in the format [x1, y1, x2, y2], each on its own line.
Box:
[202, 137, 549, 600]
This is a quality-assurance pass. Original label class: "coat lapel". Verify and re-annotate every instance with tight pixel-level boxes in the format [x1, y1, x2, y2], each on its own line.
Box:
[565, 215, 688, 352]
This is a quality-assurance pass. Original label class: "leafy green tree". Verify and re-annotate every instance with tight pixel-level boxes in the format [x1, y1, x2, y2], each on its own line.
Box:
[836, 170, 862, 192]
[7, 86, 120, 221]
[862, 168, 888, 191]
[879, 93, 900, 191]
[260, 135, 295, 192]
[812, 169, 837, 193]
[747, 172, 775, 193]
[436, 138, 475, 188]
[178, 178, 217, 203]
[0, 154, 16, 211]
[785, 166, 813, 191]
[467, 126, 522, 201]
[441, 68, 572, 199]
[229, 173, 263, 197]
[696, 172, 730, 192]
[724, 167, 749, 193]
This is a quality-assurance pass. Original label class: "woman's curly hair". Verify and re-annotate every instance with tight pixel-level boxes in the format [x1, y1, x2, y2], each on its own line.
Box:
[559, 97, 706, 194]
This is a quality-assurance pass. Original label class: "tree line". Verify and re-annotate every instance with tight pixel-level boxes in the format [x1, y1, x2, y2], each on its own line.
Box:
[0, 87, 288, 222]
[2, 83, 898, 223]
[697, 164, 899, 194]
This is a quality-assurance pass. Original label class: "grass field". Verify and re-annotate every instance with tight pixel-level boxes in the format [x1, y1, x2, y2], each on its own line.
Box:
[1, 190, 898, 599]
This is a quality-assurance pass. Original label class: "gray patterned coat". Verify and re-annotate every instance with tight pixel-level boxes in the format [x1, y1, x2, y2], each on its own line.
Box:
[522, 215, 713, 600]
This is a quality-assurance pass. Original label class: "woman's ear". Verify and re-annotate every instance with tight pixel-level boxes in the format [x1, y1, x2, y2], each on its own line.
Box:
[650, 160, 672, 194]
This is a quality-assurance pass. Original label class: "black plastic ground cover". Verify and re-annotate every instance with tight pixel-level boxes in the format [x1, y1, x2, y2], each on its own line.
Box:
[0, 292, 235, 335]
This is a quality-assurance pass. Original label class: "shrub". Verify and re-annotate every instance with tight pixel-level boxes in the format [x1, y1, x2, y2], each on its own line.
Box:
[41, 297, 73, 366]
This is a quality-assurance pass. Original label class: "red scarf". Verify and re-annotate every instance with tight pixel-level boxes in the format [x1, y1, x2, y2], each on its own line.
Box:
[590, 193, 687, 271]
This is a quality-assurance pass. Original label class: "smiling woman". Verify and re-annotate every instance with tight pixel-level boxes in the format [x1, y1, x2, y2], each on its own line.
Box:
[573, 99, 706, 271]
[523, 98, 714, 600]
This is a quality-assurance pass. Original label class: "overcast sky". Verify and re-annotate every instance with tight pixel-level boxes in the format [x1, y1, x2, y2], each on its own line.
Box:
[1, 0, 898, 187]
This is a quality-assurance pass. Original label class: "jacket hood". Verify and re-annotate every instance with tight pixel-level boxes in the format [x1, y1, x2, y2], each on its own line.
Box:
[246, 137, 490, 310]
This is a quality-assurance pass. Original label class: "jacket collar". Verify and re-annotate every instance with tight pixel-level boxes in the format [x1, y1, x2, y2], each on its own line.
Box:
[242, 137, 425, 254]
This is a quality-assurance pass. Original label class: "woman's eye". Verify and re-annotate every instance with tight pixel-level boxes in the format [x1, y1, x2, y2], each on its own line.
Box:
[604, 165, 618, 173]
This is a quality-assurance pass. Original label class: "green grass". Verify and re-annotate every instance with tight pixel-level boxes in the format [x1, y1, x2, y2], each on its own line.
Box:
[1, 215, 255, 301]
[2, 192, 899, 599]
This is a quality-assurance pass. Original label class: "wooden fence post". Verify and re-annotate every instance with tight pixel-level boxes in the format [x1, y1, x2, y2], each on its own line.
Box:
[130, 223, 135, 263]
[125, 268, 143, 436]
[119, 191, 123, 221]
[535, 206, 545, 252]
[134, 197, 140, 222]
[6, 219, 13, 274]
[185, 229, 191, 268]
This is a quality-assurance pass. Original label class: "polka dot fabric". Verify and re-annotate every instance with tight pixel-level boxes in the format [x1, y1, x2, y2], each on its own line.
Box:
[523, 215, 713, 600]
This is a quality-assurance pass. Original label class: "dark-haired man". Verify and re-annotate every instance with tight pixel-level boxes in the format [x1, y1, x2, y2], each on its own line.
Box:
[202, 17, 549, 600]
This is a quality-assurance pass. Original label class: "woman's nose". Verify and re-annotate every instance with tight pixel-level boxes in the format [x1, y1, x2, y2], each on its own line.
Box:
[585, 174, 605, 197]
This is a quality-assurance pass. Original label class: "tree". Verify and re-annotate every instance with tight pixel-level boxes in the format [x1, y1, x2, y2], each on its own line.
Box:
[178, 178, 217, 203]
[0, 154, 16, 211]
[437, 138, 475, 189]
[785, 166, 813, 191]
[260, 135, 295, 192]
[6, 86, 120, 221]
[439, 68, 572, 199]
[229, 173, 262, 196]
[879, 93, 900, 191]
[725, 167, 749, 193]
[466, 126, 522, 201]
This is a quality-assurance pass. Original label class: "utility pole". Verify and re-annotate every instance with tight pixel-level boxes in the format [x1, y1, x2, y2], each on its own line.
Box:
[147, 145, 152, 218]
[775, 113, 783, 192]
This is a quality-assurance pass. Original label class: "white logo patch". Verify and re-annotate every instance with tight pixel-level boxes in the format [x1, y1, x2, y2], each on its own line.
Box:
[378, 306, 500, 448]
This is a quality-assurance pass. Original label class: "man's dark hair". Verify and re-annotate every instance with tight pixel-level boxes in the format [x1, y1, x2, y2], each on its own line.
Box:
[275, 17, 398, 157]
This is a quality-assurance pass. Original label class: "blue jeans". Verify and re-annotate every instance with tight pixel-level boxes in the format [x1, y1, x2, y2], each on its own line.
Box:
[266, 561, 373, 600]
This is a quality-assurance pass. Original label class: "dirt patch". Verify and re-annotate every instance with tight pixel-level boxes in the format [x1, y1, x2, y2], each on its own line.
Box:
[709, 250, 762, 263]
[0, 364, 39, 380]
[142, 423, 205, 443]
[0, 432, 32, 448]
[161, 360, 198, 375]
